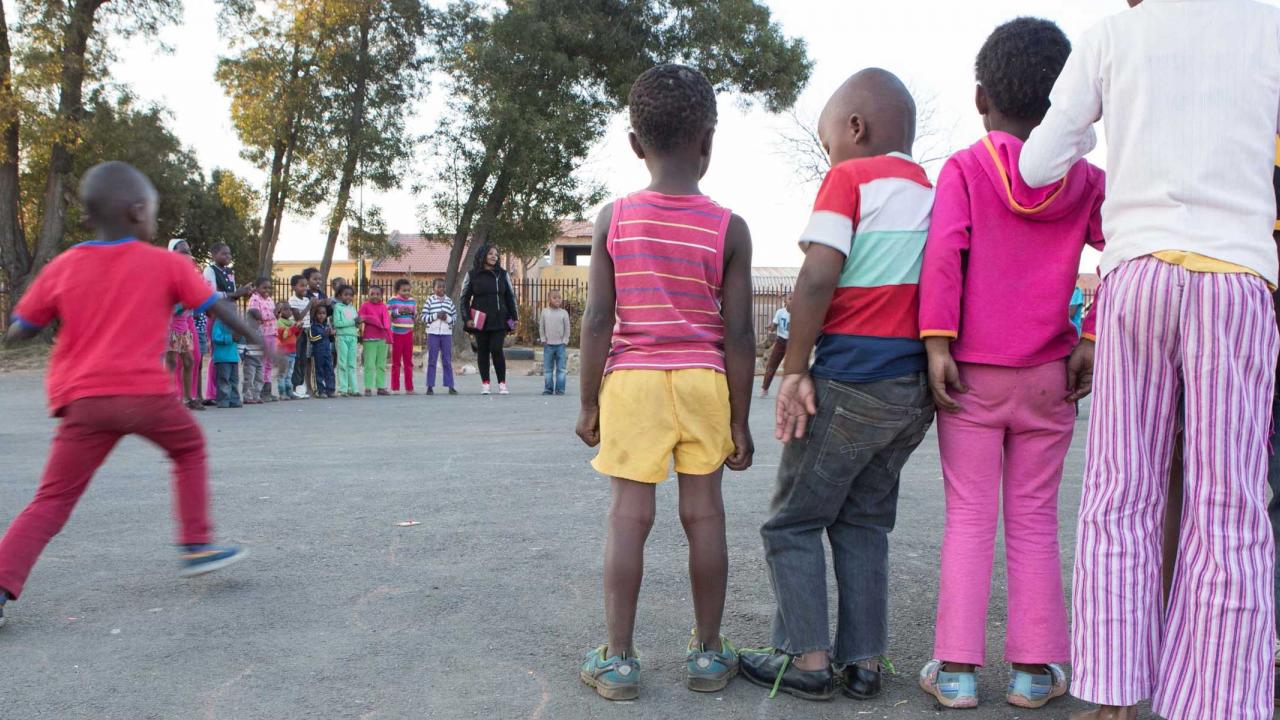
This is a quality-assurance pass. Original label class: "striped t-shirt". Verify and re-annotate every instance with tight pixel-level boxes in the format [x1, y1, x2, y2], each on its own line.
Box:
[388, 296, 416, 334]
[800, 153, 933, 382]
[604, 190, 730, 374]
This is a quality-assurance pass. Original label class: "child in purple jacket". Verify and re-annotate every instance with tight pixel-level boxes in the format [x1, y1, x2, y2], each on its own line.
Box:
[915, 18, 1104, 712]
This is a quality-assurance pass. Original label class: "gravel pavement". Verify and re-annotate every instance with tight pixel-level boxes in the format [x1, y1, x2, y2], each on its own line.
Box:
[0, 368, 1169, 719]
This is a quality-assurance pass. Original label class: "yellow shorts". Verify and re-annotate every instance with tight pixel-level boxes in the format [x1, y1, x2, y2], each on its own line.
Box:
[592, 369, 734, 484]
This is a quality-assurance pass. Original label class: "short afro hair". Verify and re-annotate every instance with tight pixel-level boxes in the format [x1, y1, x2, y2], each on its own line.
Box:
[628, 64, 718, 152]
[975, 17, 1071, 121]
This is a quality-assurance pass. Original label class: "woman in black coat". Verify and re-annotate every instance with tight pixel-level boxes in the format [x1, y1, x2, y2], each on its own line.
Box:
[461, 244, 519, 394]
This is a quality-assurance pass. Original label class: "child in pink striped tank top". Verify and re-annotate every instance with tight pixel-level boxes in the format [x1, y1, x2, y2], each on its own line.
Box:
[576, 64, 756, 702]
[605, 191, 730, 373]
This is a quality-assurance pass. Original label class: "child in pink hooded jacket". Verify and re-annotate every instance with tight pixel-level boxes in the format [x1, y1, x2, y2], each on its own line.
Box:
[916, 18, 1104, 712]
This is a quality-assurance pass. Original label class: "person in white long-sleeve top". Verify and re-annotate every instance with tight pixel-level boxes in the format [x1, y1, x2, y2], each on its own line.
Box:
[1019, 2, 1280, 719]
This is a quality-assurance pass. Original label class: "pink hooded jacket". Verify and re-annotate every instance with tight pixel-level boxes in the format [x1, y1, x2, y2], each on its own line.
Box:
[919, 131, 1105, 367]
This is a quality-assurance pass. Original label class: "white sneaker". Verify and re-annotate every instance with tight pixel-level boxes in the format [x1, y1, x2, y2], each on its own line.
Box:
[481, 383, 491, 395]
[498, 383, 510, 395]
[293, 386, 310, 399]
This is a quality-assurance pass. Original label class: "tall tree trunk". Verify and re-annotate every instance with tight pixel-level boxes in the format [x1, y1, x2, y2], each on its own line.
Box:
[319, 12, 372, 283]
[0, 0, 30, 291]
[442, 148, 497, 297]
[261, 119, 299, 279]
[254, 137, 288, 276]
[255, 38, 307, 277]
[32, 0, 106, 273]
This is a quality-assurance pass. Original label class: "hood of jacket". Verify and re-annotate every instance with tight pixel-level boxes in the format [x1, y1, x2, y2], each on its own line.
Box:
[972, 131, 1094, 223]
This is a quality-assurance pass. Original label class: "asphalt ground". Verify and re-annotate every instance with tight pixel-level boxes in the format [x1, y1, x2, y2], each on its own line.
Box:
[0, 367, 1172, 719]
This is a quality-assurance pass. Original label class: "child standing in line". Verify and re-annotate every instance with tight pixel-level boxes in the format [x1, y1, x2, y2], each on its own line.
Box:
[287, 274, 315, 399]
[359, 285, 392, 396]
[241, 309, 265, 405]
[1020, 2, 1280, 718]
[388, 279, 417, 394]
[759, 293, 791, 397]
[421, 278, 457, 395]
[247, 277, 277, 401]
[212, 316, 243, 408]
[275, 301, 300, 400]
[915, 18, 1103, 711]
[332, 285, 360, 397]
[308, 304, 336, 399]
[741, 69, 934, 703]
[539, 290, 571, 395]
[576, 64, 755, 701]
[0, 162, 258, 630]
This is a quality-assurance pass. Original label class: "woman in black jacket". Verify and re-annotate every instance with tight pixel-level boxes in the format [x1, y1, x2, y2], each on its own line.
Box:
[461, 244, 519, 394]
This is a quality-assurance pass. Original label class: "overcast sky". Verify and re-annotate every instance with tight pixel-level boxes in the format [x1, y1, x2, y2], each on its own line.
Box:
[53, 0, 1245, 266]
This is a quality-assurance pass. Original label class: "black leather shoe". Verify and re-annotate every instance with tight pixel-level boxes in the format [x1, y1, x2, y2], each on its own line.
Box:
[839, 663, 883, 700]
[739, 649, 835, 701]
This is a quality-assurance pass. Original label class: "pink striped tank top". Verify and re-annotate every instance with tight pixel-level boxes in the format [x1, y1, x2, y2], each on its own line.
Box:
[604, 190, 731, 374]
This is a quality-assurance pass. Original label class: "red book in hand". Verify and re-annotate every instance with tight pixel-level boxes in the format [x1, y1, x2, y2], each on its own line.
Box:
[470, 309, 486, 328]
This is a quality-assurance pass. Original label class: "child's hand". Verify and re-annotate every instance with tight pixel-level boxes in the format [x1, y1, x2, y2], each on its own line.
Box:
[775, 373, 817, 443]
[576, 405, 601, 447]
[726, 424, 754, 471]
[926, 344, 967, 412]
[1066, 339, 1095, 402]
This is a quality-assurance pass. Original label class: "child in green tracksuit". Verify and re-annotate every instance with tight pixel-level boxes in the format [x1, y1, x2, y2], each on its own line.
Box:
[333, 284, 360, 396]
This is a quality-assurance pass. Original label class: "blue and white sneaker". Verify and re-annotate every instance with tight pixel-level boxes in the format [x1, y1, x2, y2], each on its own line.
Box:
[919, 659, 978, 709]
[1006, 663, 1068, 709]
[686, 633, 739, 692]
[179, 544, 248, 578]
[580, 645, 640, 701]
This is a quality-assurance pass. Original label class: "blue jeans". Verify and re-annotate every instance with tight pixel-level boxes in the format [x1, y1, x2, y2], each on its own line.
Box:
[215, 362, 241, 407]
[543, 344, 567, 394]
[761, 373, 934, 663]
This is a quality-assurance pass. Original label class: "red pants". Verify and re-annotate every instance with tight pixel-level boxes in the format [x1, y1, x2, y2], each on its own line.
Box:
[0, 395, 213, 599]
[390, 332, 415, 392]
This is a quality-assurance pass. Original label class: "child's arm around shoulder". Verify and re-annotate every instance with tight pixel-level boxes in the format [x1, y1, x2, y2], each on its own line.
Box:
[575, 203, 616, 448]
[721, 212, 755, 471]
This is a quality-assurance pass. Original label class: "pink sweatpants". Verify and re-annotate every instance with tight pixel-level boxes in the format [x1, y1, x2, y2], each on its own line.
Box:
[1073, 257, 1276, 719]
[933, 360, 1074, 666]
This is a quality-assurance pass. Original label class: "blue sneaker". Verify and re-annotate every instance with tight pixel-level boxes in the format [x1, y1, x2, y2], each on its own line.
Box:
[1006, 663, 1067, 709]
[179, 544, 248, 578]
[0, 593, 7, 629]
[580, 645, 639, 701]
[919, 659, 978, 709]
[686, 633, 739, 692]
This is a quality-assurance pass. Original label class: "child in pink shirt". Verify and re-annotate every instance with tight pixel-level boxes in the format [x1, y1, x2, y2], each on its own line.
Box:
[915, 18, 1103, 712]
[247, 278, 277, 401]
[358, 286, 393, 396]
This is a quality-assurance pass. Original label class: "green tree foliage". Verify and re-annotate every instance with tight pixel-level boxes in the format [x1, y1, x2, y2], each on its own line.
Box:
[421, 0, 813, 298]
[0, 0, 182, 300]
[180, 169, 262, 273]
[216, 0, 427, 281]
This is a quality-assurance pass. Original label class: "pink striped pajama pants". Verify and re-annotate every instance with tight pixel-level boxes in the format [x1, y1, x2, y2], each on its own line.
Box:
[1073, 256, 1277, 719]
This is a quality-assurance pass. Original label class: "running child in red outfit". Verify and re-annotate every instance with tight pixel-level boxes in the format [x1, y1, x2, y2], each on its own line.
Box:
[0, 161, 271, 630]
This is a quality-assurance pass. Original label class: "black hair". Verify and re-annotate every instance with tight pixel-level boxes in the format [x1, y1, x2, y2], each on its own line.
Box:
[471, 244, 501, 273]
[303, 267, 320, 280]
[628, 64, 718, 153]
[368, 284, 384, 295]
[394, 278, 410, 291]
[311, 303, 329, 321]
[975, 17, 1071, 121]
[336, 284, 355, 297]
[255, 276, 271, 286]
[433, 277, 445, 286]
[210, 242, 231, 255]
[290, 274, 306, 287]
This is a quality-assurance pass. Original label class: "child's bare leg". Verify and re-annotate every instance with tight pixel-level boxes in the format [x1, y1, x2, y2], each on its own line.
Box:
[180, 352, 194, 401]
[678, 469, 726, 651]
[604, 477, 656, 657]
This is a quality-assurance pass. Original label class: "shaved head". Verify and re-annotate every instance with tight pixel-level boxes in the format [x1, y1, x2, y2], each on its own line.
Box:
[79, 161, 158, 242]
[818, 68, 916, 165]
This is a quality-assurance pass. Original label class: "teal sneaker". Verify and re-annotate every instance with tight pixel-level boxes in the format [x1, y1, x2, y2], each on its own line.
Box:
[686, 633, 739, 692]
[580, 645, 640, 701]
[1006, 663, 1067, 709]
[919, 659, 978, 709]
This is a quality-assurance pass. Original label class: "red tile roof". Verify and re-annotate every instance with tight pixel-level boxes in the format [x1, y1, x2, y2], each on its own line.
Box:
[558, 219, 593, 238]
[371, 233, 462, 275]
